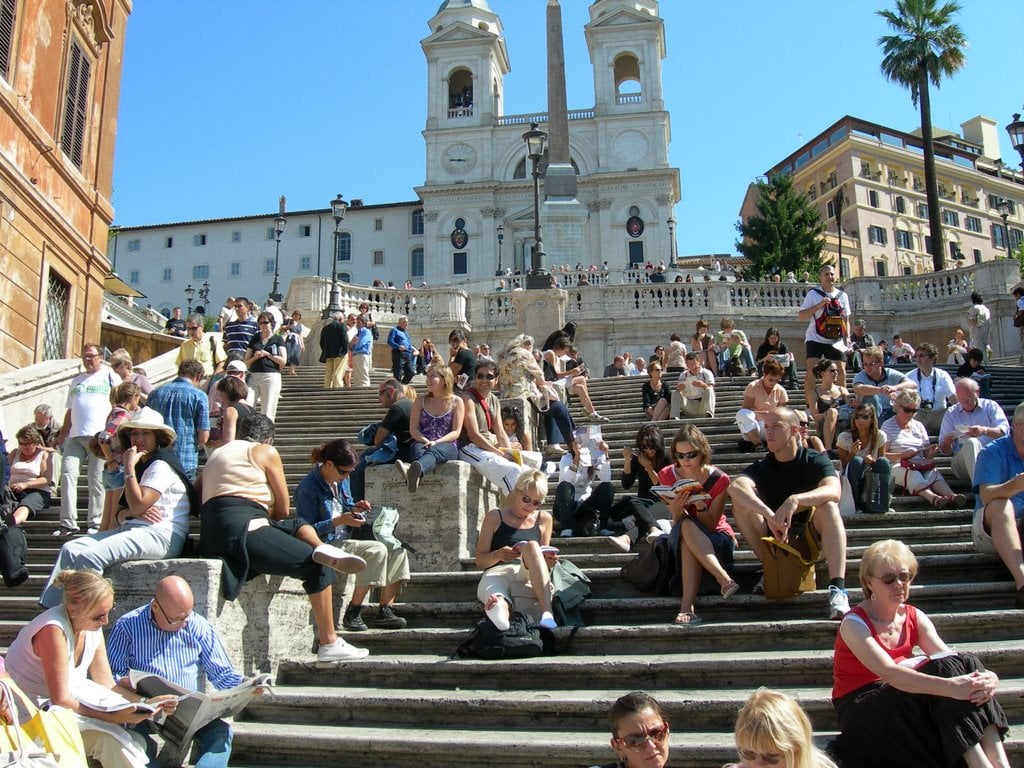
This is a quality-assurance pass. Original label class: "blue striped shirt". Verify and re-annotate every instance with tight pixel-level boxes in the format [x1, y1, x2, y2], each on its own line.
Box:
[223, 318, 258, 354]
[107, 603, 243, 692]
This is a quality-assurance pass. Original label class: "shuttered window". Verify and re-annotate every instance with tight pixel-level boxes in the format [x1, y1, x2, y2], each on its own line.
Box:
[0, 0, 15, 81]
[60, 40, 91, 168]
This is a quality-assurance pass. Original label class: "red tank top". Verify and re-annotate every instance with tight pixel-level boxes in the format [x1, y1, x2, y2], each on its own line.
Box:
[832, 604, 918, 699]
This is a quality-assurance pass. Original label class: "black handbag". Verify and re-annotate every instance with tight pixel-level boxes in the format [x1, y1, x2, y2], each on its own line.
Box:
[620, 534, 673, 595]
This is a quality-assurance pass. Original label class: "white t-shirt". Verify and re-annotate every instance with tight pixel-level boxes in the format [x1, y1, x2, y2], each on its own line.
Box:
[66, 368, 119, 438]
[968, 303, 991, 328]
[126, 459, 190, 540]
[908, 367, 956, 408]
[801, 286, 851, 344]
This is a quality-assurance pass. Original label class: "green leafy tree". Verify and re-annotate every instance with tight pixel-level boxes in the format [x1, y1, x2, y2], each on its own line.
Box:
[878, 0, 967, 272]
[736, 174, 826, 279]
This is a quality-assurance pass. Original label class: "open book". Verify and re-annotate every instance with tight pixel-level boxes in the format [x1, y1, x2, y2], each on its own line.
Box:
[896, 649, 958, 670]
[650, 477, 711, 502]
[128, 670, 272, 749]
[77, 679, 170, 714]
[512, 541, 559, 556]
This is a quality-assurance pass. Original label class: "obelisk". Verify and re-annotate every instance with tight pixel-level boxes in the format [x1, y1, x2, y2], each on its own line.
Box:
[541, 0, 587, 270]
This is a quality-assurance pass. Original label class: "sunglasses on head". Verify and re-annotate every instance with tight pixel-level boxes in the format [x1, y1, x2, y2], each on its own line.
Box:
[738, 748, 781, 765]
[618, 723, 670, 751]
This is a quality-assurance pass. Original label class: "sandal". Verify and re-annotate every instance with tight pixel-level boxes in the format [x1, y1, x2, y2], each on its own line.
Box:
[674, 612, 703, 626]
[721, 580, 739, 599]
[950, 493, 967, 508]
[930, 495, 951, 509]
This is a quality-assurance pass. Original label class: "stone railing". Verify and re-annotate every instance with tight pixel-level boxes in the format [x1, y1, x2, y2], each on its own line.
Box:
[287, 278, 469, 329]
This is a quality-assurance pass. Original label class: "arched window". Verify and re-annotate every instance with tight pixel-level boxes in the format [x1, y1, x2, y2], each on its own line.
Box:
[513, 152, 579, 180]
[448, 68, 473, 115]
[336, 232, 352, 262]
[411, 209, 424, 236]
[411, 247, 424, 279]
[613, 53, 641, 104]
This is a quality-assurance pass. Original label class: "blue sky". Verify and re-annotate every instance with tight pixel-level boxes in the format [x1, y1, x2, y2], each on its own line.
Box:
[110, 0, 1024, 257]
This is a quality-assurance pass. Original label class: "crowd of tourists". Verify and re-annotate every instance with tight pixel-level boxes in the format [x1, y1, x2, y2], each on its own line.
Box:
[1, 269, 1021, 768]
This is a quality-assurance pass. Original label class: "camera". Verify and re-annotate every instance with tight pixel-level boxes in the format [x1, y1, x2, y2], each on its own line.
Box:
[920, 400, 933, 411]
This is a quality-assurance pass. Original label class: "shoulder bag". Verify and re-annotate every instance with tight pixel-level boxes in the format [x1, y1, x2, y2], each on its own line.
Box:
[0, 679, 84, 768]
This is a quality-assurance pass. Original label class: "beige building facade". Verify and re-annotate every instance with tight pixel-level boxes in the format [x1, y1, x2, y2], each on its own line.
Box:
[0, 0, 132, 373]
[741, 115, 1024, 279]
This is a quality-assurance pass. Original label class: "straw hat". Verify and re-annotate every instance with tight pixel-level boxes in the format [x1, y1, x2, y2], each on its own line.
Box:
[116, 406, 177, 446]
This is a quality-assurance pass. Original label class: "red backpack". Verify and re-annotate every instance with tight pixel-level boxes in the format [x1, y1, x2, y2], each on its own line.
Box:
[811, 288, 846, 340]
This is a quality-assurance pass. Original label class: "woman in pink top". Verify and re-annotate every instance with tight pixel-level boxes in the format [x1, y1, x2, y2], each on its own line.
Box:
[401, 364, 465, 494]
[655, 425, 736, 626]
[831, 539, 1008, 767]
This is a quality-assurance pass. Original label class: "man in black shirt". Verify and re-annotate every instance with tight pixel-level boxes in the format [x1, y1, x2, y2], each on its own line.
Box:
[164, 307, 187, 338]
[349, 379, 413, 502]
[728, 407, 850, 620]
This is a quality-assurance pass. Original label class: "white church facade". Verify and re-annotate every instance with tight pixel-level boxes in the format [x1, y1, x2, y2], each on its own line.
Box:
[108, 0, 681, 314]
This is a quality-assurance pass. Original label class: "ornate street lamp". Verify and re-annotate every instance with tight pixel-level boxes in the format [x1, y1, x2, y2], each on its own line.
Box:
[523, 122, 549, 290]
[667, 216, 676, 267]
[323, 193, 348, 317]
[269, 212, 287, 302]
[198, 280, 210, 312]
[495, 223, 505, 277]
[184, 283, 195, 314]
[1007, 111, 1024, 171]
[997, 198, 1012, 254]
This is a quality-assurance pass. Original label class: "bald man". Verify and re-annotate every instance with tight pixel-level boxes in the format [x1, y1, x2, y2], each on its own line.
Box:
[107, 576, 248, 768]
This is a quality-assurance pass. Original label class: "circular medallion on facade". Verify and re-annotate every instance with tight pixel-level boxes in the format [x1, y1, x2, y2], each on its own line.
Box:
[442, 143, 477, 176]
[612, 130, 649, 164]
[451, 228, 469, 249]
[626, 216, 644, 239]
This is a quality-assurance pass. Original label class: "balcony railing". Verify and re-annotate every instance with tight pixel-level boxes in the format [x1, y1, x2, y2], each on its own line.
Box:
[616, 93, 642, 105]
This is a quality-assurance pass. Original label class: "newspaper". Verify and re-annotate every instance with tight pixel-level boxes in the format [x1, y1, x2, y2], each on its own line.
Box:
[128, 670, 272, 749]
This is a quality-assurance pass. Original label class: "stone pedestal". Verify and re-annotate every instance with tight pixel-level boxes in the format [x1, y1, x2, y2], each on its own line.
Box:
[542, 184, 588, 270]
[510, 288, 567, 347]
[364, 461, 499, 572]
[108, 559, 347, 678]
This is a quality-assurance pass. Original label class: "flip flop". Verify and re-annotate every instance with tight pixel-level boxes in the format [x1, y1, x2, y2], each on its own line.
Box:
[674, 612, 703, 626]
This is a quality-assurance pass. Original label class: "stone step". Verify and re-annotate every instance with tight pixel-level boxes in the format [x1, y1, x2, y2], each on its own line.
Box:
[239, 679, 1024, 733]
[276, 639, 1024, 690]
[324, 610, 1024, 657]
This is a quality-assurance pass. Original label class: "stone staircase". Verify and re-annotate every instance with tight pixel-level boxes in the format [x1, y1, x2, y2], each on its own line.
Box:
[5, 362, 1024, 767]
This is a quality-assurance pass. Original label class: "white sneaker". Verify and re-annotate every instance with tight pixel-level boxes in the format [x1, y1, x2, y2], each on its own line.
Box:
[316, 638, 369, 661]
[538, 611, 557, 630]
[312, 544, 367, 575]
[394, 460, 410, 481]
[828, 586, 850, 620]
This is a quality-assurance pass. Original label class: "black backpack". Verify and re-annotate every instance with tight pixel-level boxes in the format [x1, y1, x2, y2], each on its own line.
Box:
[452, 611, 543, 660]
[0, 489, 28, 588]
[620, 533, 674, 596]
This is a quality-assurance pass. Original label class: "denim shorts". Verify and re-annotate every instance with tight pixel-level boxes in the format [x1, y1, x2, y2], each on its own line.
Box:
[103, 467, 125, 491]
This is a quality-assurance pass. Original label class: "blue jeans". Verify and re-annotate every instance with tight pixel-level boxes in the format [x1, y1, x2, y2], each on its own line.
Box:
[544, 400, 575, 446]
[136, 718, 232, 768]
[408, 440, 459, 475]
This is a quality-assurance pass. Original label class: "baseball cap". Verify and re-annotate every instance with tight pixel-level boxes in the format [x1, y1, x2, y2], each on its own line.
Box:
[226, 360, 247, 373]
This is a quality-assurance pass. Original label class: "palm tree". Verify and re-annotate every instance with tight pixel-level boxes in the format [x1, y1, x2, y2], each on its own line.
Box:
[877, 0, 966, 272]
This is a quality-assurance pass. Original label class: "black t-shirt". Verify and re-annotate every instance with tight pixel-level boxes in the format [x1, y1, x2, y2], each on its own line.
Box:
[741, 446, 835, 511]
[451, 347, 477, 391]
[165, 318, 186, 337]
[247, 334, 285, 374]
[381, 398, 414, 450]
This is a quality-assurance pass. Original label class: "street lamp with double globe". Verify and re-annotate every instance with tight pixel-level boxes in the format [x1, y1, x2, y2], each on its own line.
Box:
[997, 198, 1012, 255]
[269, 213, 287, 302]
[496, 223, 505, 277]
[324, 193, 349, 317]
[1007, 111, 1024, 172]
[523, 122, 549, 290]
[184, 284, 195, 314]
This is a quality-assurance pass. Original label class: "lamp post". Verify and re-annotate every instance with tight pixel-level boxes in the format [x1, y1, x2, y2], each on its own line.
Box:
[198, 280, 210, 313]
[667, 216, 676, 267]
[495, 224, 505, 277]
[523, 122, 549, 290]
[323, 193, 348, 317]
[997, 198, 1012, 255]
[1007, 111, 1024, 171]
[269, 213, 286, 302]
[184, 284, 195, 314]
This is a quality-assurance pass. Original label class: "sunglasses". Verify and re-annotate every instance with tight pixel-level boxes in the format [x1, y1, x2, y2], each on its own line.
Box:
[187, 325, 201, 331]
[675, 449, 701, 460]
[900, 406, 919, 415]
[874, 571, 913, 585]
[476, 374, 496, 380]
[738, 749, 781, 765]
[259, 321, 272, 326]
[618, 724, 670, 751]
[855, 413, 872, 420]
[233, 304, 246, 309]
[520, 494, 544, 508]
